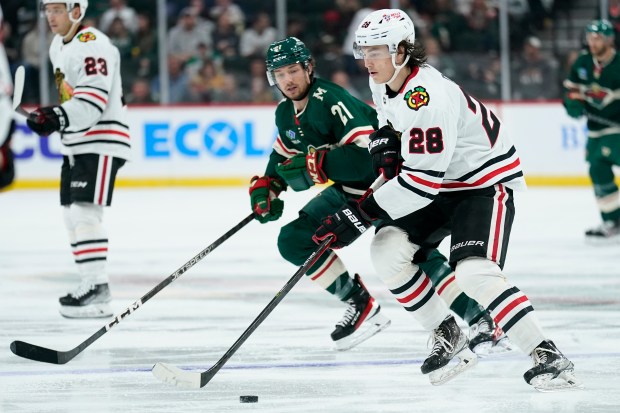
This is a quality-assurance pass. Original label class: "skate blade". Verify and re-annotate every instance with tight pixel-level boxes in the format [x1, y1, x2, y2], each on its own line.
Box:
[472, 337, 515, 357]
[59, 303, 113, 319]
[428, 348, 478, 386]
[334, 314, 391, 351]
[531, 370, 584, 392]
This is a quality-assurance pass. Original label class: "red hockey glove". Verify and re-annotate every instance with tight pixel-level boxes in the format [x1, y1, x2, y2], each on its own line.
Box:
[249, 175, 285, 224]
[312, 200, 373, 249]
[26, 106, 68, 136]
[368, 125, 401, 180]
[306, 150, 328, 184]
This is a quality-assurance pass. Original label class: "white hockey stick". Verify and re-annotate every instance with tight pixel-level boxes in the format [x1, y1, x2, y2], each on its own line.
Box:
[12, 65, 30, 118]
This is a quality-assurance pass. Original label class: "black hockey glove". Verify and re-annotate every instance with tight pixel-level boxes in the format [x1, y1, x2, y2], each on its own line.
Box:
[312, 200, 373, 249]
[26, 106, 68, 136]
[368, 125, 401, 180]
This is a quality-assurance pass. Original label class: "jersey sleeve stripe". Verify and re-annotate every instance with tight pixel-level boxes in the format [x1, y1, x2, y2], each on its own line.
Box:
[76, 85, 109, 95]
[402, 166, 445, 178]
[74, 91, 108, 105]
[341, 127, 374, 145]
[406, 173, 442, 190]
[273, 136, 300, 157]
[84, 130, 130, 139]
[396, 176, 437, 200]
[456, 146, 517, 181]
[441, 158, 521, 189]
[75, 97, 104, 113]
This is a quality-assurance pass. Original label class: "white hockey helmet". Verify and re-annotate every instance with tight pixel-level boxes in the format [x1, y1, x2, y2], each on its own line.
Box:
[353, 9, 416, 59]
[40, 0, 89, 22]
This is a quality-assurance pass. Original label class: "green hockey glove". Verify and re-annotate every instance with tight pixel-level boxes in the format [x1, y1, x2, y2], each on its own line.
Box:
[276, 154, 314, 191]
[249, 175, 285, 223]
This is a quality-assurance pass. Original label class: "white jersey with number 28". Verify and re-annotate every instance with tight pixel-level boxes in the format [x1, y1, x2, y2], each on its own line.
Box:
[370, 64, 526, 220]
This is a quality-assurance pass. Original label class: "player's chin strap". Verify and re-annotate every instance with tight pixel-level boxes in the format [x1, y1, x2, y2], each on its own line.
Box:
[371, 54, 411, 86]
[63, 20, 82, 43]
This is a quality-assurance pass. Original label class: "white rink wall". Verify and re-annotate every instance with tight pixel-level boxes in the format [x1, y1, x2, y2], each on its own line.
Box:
[10, 102, 593, 188]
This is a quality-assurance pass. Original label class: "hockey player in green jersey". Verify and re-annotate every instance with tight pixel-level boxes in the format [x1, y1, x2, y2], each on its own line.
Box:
[564, 19, 620, 242]
[249, 37, 511, 353]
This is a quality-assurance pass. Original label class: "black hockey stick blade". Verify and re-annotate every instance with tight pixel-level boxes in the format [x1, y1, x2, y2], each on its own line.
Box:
[152, 236, 334, 389]
[10, 213, 255, 365]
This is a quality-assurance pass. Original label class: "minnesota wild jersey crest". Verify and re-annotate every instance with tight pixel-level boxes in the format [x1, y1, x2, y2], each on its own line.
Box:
[404, 86, 430, 110]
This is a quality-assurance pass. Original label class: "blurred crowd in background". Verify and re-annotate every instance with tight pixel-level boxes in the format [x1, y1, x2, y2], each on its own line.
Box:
[1, 0, 619, 105]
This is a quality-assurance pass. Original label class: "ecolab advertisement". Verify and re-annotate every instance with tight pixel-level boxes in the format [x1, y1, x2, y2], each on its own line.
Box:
[11, 103, 590, 187]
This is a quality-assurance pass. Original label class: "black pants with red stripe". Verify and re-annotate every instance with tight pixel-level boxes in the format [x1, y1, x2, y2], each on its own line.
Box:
[391, 184, 515, 270]
[60, 154, 125, 206]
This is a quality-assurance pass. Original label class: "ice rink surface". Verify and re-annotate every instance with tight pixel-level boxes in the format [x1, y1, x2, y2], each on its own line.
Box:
[0, 186, 619, 413]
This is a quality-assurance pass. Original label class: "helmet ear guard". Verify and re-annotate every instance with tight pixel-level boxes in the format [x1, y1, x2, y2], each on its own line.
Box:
[265, 37, 313, 86]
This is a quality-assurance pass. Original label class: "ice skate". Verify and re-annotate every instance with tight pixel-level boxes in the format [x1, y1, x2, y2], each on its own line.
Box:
[585, 218, 620, 244]
[524, 340, 583, 392]
[59, 283, 113, 318]
[421, 315, 478, 385]
[331, 275, 390, 351]
[468, 313, 514, 356]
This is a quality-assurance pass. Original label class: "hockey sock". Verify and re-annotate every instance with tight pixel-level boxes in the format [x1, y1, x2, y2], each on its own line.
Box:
[306, 250, 359, 301]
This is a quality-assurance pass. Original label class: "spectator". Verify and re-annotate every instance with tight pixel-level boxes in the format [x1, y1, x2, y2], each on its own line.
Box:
[126, 77, 155, 104]
[610, 0, 620, 49]
[330, 69, 362, 100]
[240, 12, 276, 58]
[209, 0, 245, 32]
[430, 0, 466, 52]
[99, 0, 138, 34]
[511, 36, 559, 100]
[247, 57, 276, 103]
[211, 74, 249, 102]
[151, 55, 190, 103]
[455, 0, 499, 52]
[167, 7, 213, 64]
[425, 36, 458, 80]
[130, 13, 158, 81]
[187, 58, 226, 102]
[212, 12, 240, 59]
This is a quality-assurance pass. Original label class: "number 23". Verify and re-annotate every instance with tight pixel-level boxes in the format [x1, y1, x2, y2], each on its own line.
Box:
[84, 57, 108, 76]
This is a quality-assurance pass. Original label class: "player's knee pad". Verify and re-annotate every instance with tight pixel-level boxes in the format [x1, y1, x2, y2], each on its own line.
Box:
[454, 257, 507, 307]
[69, 202, 105, 238]
[371, 225, 418, 282]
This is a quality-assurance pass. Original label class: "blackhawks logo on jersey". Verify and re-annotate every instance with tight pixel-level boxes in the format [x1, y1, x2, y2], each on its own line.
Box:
[404, 86, 429, 110]
[54, 68, 74, 104]
[78, 32, 97, 42]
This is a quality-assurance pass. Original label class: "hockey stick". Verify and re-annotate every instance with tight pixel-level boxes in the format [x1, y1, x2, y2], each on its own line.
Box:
[12, 65, 30, 118]
[152, 176, 386, 389]
[152, 236, 334, 389]
[10, 213, 255, 365]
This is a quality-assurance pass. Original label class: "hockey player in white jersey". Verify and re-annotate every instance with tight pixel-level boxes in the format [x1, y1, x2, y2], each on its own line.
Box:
[314, 9, 582, 391]
[26, 0, 131, 318]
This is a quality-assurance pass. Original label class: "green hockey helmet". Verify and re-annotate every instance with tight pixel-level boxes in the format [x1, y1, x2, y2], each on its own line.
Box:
[265, 37, 312, 86]
[585, 19, 615, 38]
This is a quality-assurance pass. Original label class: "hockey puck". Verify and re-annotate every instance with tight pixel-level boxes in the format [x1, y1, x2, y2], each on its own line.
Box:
[240, 395, 258, 403]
